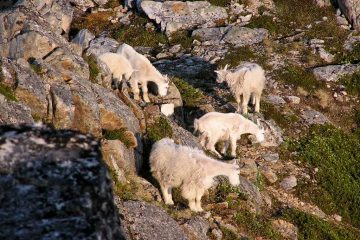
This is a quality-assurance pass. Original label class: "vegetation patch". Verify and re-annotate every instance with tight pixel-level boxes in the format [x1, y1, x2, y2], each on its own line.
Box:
[262, 101, 299, 130]
[104, 0, 121, 9]
[290, 124, 360, 227]
[247, 15, 280, 36]
[216, 46, 270, 70]
[234, 210, 282, 240]
[172, 77, 206, 107]
[337, 42, 360, 64]
[279, 208, 360, 240]
[103, 128, 136, 148]
[147, 116, 173, 143]
[112, 15, 167, 48]
[0, 83, 17, 102]
[83, 54, 100, 83]
[169, 31, 196, 49]
[274, 64, 324, 92]
[71, 10, 117, 36]
[339, 69, 360, 97]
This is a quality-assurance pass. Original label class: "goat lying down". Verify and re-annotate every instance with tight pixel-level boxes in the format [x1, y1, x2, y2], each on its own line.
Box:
[194, 112, 265, 157]
[215, 63, 266, 114]
[149, 138, 240, 212]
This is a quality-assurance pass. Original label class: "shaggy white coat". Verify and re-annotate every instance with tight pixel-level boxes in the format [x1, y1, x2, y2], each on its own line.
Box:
[98, 52, 134, 89]
[117, 43, 169, 102]
[194, 112, 265, 157]
[215, 63, 266, 114]
[149, 138, 240, 212]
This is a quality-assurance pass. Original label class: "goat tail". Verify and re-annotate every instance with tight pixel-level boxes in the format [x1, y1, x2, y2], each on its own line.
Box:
[193, 118, 200, 134]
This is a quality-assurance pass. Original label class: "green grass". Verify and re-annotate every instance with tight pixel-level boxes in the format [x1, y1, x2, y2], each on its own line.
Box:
[71, 10, 117, 36]
[112, 15, 167, 48]
[168, 31, 195, 49]
[337, 43, 360, 64]
[172, 77, 206, 107]
[104, 0, 121, 8]
[262, 101, 299, 130]
[147, 116, 173, 143]
[103, 128, 136, 148]
[274, 64, 325, 92]
[235, 210, 282, 240]
[247, 15, 280, 36]
[220, 226, 241, 240]
[279, 208, 360, 240]
[83, 54, 100, 83]
[290, 125, 360, 228]
[0, 83, 17, 102]
[339, 70, 360, 97]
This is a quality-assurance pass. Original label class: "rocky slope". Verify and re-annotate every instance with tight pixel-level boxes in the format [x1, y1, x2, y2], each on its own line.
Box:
[1, 0, 360, 239]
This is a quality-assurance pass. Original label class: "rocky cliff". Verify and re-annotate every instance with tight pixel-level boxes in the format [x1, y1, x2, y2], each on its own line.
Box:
[1, 0, 360, 239]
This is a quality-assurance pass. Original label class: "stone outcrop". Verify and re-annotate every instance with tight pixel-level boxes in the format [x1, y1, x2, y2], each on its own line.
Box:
[0, 125, 125, 239]
[120, 200, 189, 240]
[140, 1, 228, 35]
[313, 64, 360, 82]
[337, 0, 360, 30]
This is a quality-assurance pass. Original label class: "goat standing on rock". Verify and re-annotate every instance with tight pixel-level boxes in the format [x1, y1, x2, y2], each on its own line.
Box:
[150, 138, 240, 212]
[194, 112, 265, 158]
[215, 63, 265, 114]
[117, 43, 169, 102]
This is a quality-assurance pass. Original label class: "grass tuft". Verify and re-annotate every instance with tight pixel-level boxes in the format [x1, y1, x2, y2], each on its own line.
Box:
[279, 208, 360, 240]
[274, 64, 324, 92]
[339, 69, 360, 97]
[172, 77, 206, 107]
[83, 54, 100, 83]
[290, 124, 360, 227]
[103, 128, 137, 148]
[147, 116, 173, 143]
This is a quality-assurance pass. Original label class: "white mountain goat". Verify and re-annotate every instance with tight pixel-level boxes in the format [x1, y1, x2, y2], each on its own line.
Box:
[149, 138, 240, 212]
[117, 43, 169, 102]
[98, 52, 134, 89]
[194, 112, 265, 157]
[215, 63, 265, 114]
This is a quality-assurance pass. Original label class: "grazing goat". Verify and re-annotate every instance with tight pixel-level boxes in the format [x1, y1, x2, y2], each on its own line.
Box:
[215, 63, 265, 114]
[150, 138, 240, 212]
[98, 52, 134, 89]
[117, 43, 169, 102]
[194, 112, 265, 157]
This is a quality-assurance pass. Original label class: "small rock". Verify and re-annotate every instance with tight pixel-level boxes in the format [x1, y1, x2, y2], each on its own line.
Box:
[239, 14, 252, 22]
[211, 228, 223, 240]
[272, 219, 298, 240]
[156, 52, 172, 59]
[280, 175, 297, 191]
[333, 214, 342, 222]
[259, 166, 278, 183]
[169, 44, 182, 53]
[262, 153, 279, 162]
[161, 103, 175, 116]
[240, 158, 258, 180]
[144, 105, 160, 117]
[265, 95, 286, 105]
[285, 96, 301, 104]
[301, 109, 330, 125]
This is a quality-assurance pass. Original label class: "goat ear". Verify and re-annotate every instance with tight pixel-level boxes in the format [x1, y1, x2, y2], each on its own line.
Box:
[224, 64, 229, 71]
[214, 70, 220, 74]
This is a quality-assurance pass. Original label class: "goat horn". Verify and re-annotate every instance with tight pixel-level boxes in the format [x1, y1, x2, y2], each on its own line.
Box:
[224, 64, 229, 71]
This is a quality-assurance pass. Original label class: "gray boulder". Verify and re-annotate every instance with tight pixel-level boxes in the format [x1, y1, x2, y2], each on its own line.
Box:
[120, 200, 189, 240]
[337, 0, 360, 31]
[0, 125, 125, 239]
[71, 29, 96, 52]
[86, 36, 120, 57]
[140, 1, 228, 35]
[312, 64, 360, 82]
[0, 100, 34, 125]
[222, 26, 268, 46]
[16, 0, 73, 34]
[301, 109, 330, 125]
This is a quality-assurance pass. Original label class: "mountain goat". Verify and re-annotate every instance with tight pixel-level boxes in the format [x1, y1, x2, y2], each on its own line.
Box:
[149, 138, 240, 212]
[98, 52, 134, 89]
[194, 112, 265, 157]
[117, 43, 169, 102]
[215, 63, 265, 114]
